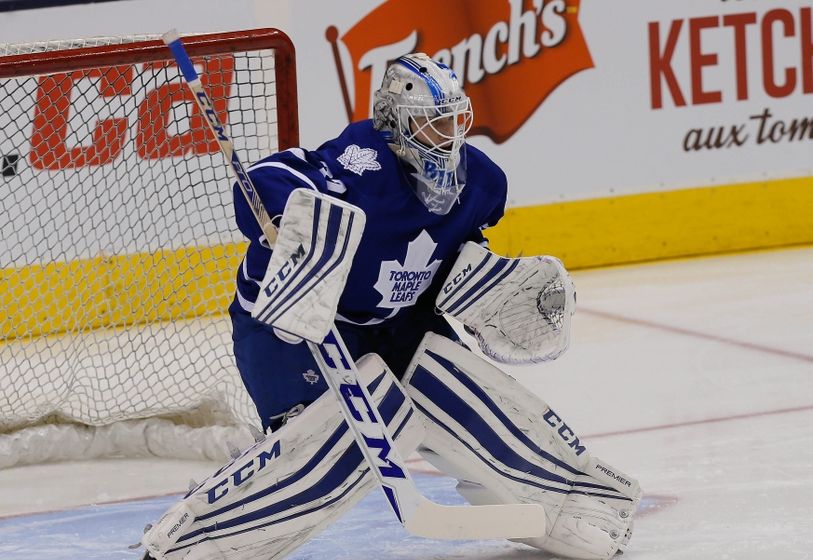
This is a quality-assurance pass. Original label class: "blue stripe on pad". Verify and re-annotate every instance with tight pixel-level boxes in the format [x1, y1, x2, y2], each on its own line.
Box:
[410, 364, 571, 487]
[413, 398, 629, 503]
[412, 399, 568, 495]
[453, 259, 521, 316]
[266, 210, 356, 326]
[259, 199, 340, 322]
[171, 406, 414, 553]
[255, 196, 322, 321]
[571, 490, 631, 501]
[366, 371, 386, 396]
[419, 353, 626, 498]
[173, 372, 411, 549]
[424, 350, 588, 478]
[436, 252, 492, 309]
[444, 257, 510, 314]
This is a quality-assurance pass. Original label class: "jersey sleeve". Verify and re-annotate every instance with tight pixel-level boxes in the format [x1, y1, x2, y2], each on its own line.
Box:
[233, 148, 329, 245]
[468, 164, 508, 248]
[413, 160, 509, 318]
[233, 148, 331, 283]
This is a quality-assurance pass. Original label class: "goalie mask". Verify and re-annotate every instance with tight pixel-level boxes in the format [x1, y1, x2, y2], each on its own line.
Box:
[373, 53, 473, 215]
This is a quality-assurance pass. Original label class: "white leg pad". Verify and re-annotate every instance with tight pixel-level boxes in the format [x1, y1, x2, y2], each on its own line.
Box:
[142, 353, 423, 560]
[403, 333, 641, 560]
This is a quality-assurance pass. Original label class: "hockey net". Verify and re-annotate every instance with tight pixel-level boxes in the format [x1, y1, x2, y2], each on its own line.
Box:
[0, 29, 298, 468]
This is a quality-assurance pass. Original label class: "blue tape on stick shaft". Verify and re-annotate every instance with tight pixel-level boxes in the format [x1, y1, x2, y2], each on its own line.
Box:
[162, 30, 199, 83]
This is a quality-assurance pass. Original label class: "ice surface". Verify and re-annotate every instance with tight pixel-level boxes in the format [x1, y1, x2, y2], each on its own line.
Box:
[1, 247, 811, 559]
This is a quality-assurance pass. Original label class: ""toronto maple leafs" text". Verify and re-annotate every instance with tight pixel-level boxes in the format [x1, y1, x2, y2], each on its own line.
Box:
[388, 270, 433, 304]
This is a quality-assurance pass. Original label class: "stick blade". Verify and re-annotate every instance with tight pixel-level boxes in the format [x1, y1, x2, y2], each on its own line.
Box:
[404, 497, 547, 540]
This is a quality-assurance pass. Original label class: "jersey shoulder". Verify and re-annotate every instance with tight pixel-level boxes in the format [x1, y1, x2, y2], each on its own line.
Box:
[314, 120, 401, 185]
[233, 148, 331, 244]
[461, 144, 508, 229]
[316, 120, 388, 158]
[246, 148, 327, 193]
[249, 119, 390, 192]
[464, 143, 508, 198]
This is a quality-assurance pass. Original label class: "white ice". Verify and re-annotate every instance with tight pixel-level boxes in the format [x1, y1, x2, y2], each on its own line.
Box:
[1, 246, 811, 559]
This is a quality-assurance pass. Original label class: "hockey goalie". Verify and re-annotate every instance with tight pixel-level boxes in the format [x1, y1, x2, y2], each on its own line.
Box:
[141, 50, 641, 560]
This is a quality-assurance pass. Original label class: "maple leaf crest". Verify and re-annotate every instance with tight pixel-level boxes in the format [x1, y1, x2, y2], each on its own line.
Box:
[374, 230, 442, 310]
[337, 144, 382, 175]
[302, 369, 320, 385]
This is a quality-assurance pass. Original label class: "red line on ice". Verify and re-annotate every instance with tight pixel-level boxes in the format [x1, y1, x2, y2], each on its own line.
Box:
[587, 403, 813, 439]
[579, 307, 813, 364]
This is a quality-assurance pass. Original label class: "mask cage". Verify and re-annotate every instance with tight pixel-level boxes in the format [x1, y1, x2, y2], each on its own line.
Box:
[398, 97, 473, 168]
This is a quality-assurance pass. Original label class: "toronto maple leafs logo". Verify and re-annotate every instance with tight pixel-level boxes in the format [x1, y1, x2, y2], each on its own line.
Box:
[337, 144, 382, 175]
[302, 369, 320, 385]
[374, 230, 442, 309]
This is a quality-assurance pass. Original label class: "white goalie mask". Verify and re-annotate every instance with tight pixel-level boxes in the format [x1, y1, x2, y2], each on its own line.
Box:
[373, 53, 473, 215]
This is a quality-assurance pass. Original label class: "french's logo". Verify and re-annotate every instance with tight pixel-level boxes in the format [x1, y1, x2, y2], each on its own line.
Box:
[326, 0, 593, 143]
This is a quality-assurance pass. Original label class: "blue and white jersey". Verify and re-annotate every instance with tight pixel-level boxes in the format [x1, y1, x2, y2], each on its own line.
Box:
[232, 119, 507, 327]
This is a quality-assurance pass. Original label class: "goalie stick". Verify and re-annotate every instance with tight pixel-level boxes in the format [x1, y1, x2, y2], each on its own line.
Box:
[162, 29, 547, 541]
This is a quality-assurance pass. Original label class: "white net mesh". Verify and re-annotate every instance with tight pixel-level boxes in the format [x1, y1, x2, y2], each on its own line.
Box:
[0, 31, 290, 466]
[0, 35, 159, 56]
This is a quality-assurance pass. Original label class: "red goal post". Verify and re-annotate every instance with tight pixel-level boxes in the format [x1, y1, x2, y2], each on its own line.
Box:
[0, 29, 298, 468]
